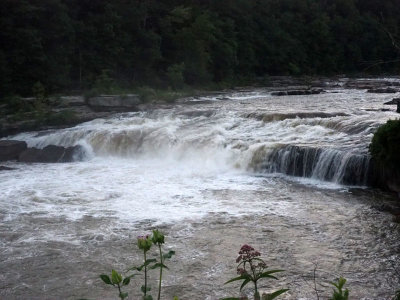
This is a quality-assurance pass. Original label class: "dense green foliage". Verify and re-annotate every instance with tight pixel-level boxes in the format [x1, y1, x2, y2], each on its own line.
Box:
[1, 0, 400, 98]
[369, 119, 400, 170]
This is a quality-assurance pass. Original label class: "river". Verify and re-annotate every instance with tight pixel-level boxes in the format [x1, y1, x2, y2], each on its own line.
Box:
[1, 80, 400, 299]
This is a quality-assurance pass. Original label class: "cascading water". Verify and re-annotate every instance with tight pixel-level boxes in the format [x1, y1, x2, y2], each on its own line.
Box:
[248, 145, 371, 185]
[1, 83, 400, 299]
[12, 89, 393, 187]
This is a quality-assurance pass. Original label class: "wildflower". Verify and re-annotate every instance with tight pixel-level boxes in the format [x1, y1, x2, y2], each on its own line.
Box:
[137, 235, 152, 252]
[237, 267, 247, 275]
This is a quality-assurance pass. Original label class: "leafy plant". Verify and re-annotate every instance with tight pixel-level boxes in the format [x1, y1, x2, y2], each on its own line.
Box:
[224, 245, 288, 300]
[393, 290, 400, 300]
[329, 277, 349, 300]
[100, 269, 134, 300]
[151, 229, 175, 300]
[369, 119, 400, 169]
[126, 230, 175, 300]
[136, 235, 154, 300]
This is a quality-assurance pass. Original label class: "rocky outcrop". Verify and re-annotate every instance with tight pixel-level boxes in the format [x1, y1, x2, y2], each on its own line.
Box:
[18, 145, 85, 163]
[383, 98, 400, 113]
[367, 159, 400, 197]
[271, 89, 324, 96]
[0, 140, 28, 161]
[87, 94, 140, 111]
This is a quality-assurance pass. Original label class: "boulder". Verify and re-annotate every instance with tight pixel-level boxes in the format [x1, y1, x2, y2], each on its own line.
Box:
[18, 145, 85, 163]
[87, 94, 140, 111]
[0, 140, 28, 161]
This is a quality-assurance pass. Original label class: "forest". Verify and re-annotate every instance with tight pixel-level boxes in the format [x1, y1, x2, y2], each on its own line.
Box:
[1, 0, 400, 97]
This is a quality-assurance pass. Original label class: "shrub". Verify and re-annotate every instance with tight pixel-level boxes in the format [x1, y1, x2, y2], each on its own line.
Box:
[369, 119, 400, 170]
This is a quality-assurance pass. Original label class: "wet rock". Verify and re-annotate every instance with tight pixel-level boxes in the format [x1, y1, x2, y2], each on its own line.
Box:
[87, 94, 140, 111]
[18, 145, 85, 163]
[383, 98, 400, 113]
[0, 166, 16, 171]
[383, 98, 400, 105]
[393, 215, 400, 223]
[271, 89, 324, 96]
[271, 91, 287, 96]
[367, 88, 398, 93]
[0, 140, 28, 161]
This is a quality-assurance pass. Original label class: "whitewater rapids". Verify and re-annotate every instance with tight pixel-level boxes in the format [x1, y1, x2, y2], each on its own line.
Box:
[0, 84, 400, 299]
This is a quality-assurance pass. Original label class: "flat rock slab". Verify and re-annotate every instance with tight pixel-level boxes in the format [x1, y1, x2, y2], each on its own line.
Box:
[0, 140, 28, 161]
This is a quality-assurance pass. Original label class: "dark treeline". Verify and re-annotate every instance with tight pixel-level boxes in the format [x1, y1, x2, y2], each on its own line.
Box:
[1, 0, 400, 97]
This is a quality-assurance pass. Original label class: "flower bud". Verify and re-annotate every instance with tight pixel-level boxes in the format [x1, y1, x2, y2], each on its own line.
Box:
[137, 235, 152, 252]
[152, 229, 165, 245]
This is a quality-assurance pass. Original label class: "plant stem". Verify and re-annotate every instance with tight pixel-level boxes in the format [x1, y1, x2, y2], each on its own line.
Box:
[157, 244, 163, 300]
[250, 259, 259, 300]
[254, 280, 259, 300]
[144, 250, 148, 296]
[117, 283, 122, 300]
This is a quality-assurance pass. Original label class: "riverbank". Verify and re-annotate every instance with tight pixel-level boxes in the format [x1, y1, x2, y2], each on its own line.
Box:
[0, 88, 209, 138]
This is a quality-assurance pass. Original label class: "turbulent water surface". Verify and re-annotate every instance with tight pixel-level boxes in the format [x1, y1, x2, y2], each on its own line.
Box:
[1, 82, 400, 299]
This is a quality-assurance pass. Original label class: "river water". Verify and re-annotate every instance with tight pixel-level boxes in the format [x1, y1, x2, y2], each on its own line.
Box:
[1, 82, 400, 299]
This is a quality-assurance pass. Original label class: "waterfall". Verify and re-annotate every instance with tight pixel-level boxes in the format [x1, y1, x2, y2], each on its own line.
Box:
[249, 145, 371, 186]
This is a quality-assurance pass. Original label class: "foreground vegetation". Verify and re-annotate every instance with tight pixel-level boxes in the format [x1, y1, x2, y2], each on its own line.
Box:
[370, 119, 400, 172]
[84, 230, 398, 300]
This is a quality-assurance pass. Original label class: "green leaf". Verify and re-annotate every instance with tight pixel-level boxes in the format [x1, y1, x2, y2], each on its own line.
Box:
[135, 259, 158, 271]
[143, 295, 153, 300]
[111, 269, 122, 284]
[100, 274, 112, 285]
[240, 278, 251, 291]
[263, 289, 289, 300]
[173, 297, 179, 300]
[127, 265, 139, 271]
[150, 262, 169, 270]
[141, 285, 152, 293]
[163, 250, 175, 259]
[225, 274, 250, 285]
[122, 277, 130, 286]
[119, 292, 128, 300]
[258, 270, 284, 280]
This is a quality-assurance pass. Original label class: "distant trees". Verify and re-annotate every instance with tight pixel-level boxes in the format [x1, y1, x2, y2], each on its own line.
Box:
[0, 0, 400, 97]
